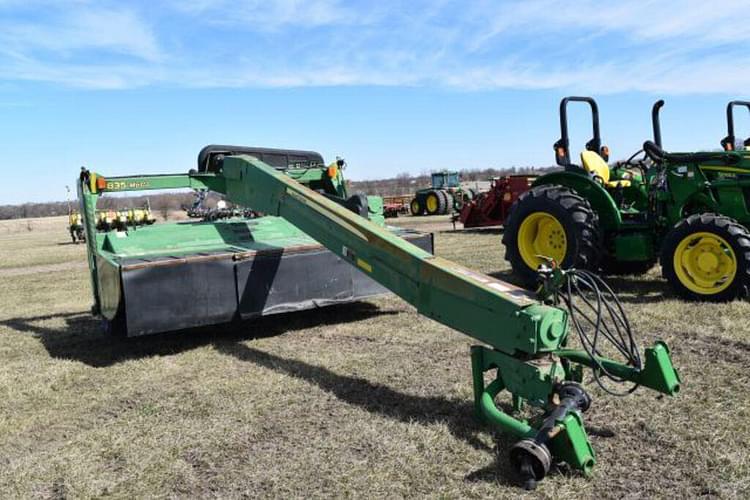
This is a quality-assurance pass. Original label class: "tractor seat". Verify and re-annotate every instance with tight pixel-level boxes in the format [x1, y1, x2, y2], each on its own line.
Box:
[580, 151, 631, 188]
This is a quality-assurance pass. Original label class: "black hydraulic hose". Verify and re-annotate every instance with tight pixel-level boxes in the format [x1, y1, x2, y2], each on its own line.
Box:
[562, 269, 641, 396]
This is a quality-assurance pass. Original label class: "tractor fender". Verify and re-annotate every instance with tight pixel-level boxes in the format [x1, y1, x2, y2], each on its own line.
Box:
[531, 171, 622, 230]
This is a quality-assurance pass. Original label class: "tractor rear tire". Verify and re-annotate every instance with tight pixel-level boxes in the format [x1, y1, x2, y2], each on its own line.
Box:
[425, 190, 444, 215]
[503, 185, 601, 288]
[661, 213, 750, 301]
[410, 197, 423, 216]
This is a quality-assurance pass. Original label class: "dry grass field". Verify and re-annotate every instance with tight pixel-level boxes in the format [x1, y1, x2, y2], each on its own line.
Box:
[1, 214, 749, 498]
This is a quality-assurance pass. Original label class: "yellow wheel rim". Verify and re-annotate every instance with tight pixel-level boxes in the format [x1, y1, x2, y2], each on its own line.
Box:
[517, 212, 567, 269]
[426, 193, 440, 213]
[673, 231, 737, 295]
[411, 199, 420, 214]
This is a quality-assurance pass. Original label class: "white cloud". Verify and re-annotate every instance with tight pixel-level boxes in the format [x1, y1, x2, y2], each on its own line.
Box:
[168, 0, 361, 29]
[468, 0, 750, 48]
[0, 5, 162, 62]
[1, 1, 749, 94]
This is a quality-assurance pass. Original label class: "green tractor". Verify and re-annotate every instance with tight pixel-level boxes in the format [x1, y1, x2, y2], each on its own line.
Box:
[410, 170, 476, 215]
[503, 96, 750, 301]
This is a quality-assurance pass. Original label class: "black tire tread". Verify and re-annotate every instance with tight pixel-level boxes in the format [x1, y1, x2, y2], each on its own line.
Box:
[410, 197, 423, 216]
[425, 190, 443, 215]
[661, 213, 750, 301]
[502, 185, 602, 287]
[436, 190, 449, 215]
[443, 191, 454, 214]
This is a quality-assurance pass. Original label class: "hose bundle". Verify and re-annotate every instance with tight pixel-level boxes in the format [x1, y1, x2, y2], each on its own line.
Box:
[561, 269, 641, 396]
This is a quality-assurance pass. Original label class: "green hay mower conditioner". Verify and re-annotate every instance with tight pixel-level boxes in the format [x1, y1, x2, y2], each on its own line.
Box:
[79, 145, 679, 489]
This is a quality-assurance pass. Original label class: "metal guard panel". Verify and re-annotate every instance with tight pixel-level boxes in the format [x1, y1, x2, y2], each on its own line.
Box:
[121, 257, 238, 336]
[119, 232, 432, 336]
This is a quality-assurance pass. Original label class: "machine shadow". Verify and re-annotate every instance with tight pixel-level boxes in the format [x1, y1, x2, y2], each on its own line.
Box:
[488, 269, 672, 305]
[4, 302, 395, 368]
[599, 275, 672, 304]
[445, 227, 504, 235]
[213, 341, 526, 485]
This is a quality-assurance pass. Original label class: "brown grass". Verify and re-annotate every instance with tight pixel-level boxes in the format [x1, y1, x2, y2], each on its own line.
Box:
[0, 214, 749, 498]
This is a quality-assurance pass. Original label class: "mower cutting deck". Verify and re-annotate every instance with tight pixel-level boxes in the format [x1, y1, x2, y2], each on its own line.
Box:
[93, 216, 431, 336]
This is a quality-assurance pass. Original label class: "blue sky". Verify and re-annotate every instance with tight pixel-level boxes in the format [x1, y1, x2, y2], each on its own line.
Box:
[2, 0, 750, 204]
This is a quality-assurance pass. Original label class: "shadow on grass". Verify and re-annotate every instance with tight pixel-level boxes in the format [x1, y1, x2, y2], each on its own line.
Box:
[1, 302, 395, 368]
[588, 275, 672, 305]
[5, 307, 526, 485]
[445, 227, 504, 235]
[488, 269, 673, 305]
[215, 341, 524, 486]
[2, 306, 612, 487]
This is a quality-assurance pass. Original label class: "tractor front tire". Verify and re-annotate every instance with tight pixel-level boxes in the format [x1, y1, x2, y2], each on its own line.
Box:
[503, 185, 601, 287]
[443, 192, 455, 214]
[661, 213, 750, 301]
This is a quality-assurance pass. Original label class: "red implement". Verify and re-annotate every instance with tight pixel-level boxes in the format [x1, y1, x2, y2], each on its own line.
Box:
[458, 176, 535, 228]
[382, 195, 411, 218]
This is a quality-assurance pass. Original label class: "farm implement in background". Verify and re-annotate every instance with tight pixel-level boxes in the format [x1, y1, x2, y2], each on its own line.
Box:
[68, 210, 85, 243]
[66, 184, 86, 243]
[79, 146, 679, 489]
[382, 195, 412, 218]
[456, 175, 536, 228]
[94, 205, 156, 232]
[409, 170, 477, 215]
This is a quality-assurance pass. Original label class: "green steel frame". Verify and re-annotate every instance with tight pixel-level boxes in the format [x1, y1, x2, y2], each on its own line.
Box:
[216, 156, 679, 484]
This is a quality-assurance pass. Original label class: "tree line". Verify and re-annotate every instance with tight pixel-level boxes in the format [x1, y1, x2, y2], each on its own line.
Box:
[1, 166, 555, 220]
[0, 192, 200, 220]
